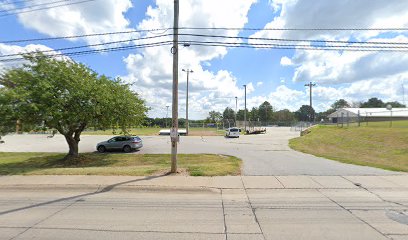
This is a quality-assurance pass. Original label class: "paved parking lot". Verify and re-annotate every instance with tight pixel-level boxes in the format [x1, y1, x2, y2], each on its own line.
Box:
[0, 127, 399, 176]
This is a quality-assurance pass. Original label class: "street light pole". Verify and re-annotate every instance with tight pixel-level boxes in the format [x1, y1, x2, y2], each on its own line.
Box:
[170, 0, 179, 173]
[304, 82, 316, 122]
[235, 96, 237, 127]
[166, 105, 169, 128]
[243, 85, 247, 132]
[182, 69, 193, 135]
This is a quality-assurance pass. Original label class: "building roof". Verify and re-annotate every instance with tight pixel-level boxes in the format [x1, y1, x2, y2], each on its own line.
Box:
[328, 108, 408, 118]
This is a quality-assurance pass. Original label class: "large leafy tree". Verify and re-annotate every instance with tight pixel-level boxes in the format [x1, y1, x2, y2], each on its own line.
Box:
[360, 97, 385, 108]
[331, 99, 350, 109]
[258, 101, 274, 122]
[249, 107, 259, 121]
[222, 107, 235, 120]
[207, 110, 222, 123]
[385, 101, 406, 108]
[0, 53, 148, 160]
[295, 105, 315, 122]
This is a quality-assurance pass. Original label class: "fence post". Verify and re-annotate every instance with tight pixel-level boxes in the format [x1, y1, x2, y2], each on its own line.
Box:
[341, 112, 344, 128]
[347, 112, 349, 127]
[358, 110, 360, 127]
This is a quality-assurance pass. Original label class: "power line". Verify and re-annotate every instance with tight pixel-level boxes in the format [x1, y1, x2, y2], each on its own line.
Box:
[0, 0, 96, 17]
[2, 39, 408, 63]
[2, 32, 407, 57]
[0, 0, 71, 13]
[0, 34, 172, 57]
[0, 0, 38, 6]
[3, 27, 408, 44]
[0, 28, 170, 44]
[0, 41, 173, 62]
[179, 27, 408, 31]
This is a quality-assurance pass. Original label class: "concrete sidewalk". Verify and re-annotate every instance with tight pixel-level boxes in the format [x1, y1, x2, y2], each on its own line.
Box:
[0, 175, 407, 240]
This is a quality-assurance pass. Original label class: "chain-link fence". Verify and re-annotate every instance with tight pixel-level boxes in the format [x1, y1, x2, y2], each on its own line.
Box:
[330, 109, 408, 128]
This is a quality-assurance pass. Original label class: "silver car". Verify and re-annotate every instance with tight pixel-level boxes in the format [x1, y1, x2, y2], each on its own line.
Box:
[96, 136, 143, 153]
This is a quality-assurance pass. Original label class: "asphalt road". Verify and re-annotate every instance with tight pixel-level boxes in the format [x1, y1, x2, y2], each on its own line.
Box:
[1, 175, 407, 240]
[0, 127, 398, 176]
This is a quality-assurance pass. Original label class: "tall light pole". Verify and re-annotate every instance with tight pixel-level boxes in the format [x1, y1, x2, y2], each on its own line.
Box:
[166, 105, 169, 128]
[305, 82, 316, 122]
[170, 0, 179, 173]
[182, 69, 193, 135]
[243, 85, 247, 132]
[235, 96, 238, 127]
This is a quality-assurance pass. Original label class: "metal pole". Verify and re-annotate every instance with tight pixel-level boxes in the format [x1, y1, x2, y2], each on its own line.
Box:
[170, 0, 179, 173]
[235, 96, 237, 127]
[358, 110, 360, 127]
[243, 85, 247, 133]
[182, 69, 193, 135]
[390, 110, 393, 127]
[166, 106, 169, 128]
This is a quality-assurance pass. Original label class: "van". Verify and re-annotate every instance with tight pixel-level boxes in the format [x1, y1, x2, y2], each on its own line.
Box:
[225, 127, 240, 138]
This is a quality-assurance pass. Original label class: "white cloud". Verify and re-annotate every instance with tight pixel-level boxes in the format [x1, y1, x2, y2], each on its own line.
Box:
[0, 43, 57, 72]
[256, 81, 263, 87]
[17, 0, 137, 47]
[248, 0, 408, 110]
[122, 0, 256, 119]
[280, 56, 292, 66]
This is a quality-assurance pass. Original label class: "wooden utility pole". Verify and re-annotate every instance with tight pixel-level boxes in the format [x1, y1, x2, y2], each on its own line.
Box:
[305, 82, 316, 122]
[171, 0, 179, 173]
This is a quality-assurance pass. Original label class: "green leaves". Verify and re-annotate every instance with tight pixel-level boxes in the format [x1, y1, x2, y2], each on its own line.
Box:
[0, 52, 148, 137]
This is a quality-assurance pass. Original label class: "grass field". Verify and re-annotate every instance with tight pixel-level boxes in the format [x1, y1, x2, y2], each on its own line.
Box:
[289, 121, 408, 172]
[0, 152, 241, 176]
[82, 127, 224, 136]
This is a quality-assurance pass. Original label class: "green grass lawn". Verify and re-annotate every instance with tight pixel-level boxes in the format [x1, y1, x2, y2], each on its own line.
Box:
[289, 123, 408, 172]
[82, 127, 224, 136]
[0, 152, 241, 176]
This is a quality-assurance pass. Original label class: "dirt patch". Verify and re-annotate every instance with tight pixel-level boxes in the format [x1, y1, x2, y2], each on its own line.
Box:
[151, 168, 190, 176]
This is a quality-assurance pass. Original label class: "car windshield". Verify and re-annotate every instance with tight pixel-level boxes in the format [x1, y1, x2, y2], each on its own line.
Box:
[230, 128, 239, 132]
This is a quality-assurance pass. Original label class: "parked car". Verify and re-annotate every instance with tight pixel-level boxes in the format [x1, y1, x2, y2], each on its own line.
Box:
[225, 127, 240, 138]
[96, 136, 143, 153]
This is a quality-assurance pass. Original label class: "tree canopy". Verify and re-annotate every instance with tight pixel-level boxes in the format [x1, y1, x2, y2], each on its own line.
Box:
[222, 107, 235, 121]
[0, 53, 148, 159]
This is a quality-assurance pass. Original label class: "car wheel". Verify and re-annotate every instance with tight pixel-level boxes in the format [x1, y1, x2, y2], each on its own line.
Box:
[123, 145, 132, 153]
[97, 145, 106, 153]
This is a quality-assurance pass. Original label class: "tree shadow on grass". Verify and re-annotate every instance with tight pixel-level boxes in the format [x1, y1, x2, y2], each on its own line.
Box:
[0, 153, 119, 175]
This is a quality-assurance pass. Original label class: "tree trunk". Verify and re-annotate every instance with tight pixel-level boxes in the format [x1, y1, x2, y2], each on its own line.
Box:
[64, 134, 79, 159]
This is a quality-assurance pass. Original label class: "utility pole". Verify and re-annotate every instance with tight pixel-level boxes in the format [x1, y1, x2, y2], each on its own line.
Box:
[170, 0, 179, 173]
[403, 81, 406, 106]
[235, 96, 238, 127]
[182, 69, 193, 135]
[166, 105, 169, 128]
[243, 85, 247, 132]
[304, 82, 316, 122]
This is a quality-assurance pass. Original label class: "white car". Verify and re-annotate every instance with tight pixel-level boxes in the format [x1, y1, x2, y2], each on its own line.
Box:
[225, 127, 240, 138]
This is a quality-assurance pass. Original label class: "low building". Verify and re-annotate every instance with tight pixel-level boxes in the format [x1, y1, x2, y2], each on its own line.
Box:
[328, 108, 408, 123]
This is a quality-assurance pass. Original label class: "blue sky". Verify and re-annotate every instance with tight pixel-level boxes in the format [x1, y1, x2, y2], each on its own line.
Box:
[1, 0, 408, 119]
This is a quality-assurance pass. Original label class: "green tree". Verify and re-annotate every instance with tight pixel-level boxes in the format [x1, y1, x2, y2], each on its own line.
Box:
[249, 107, 259, 121]
[0, 53, 148, 160]
[360, 97, 385, 108]
[222, 107, 235, 120]
[385, 101, 406, 108]
[331, 99, 350, 109]
[207, 110, 222, 123]
[295, 105, 315, 122]
[258, 101, 274, 122]
[236, 109, 246, 121]
[275, 109, 295, 122]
